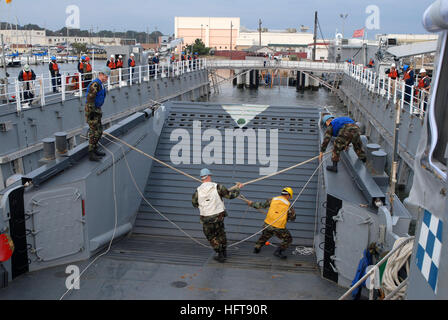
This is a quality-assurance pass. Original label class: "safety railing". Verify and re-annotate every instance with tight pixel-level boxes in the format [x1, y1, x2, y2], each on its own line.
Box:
[345, 63, 430, 118]
[0, 58, 206, 112]
[206, 59, 346, 72]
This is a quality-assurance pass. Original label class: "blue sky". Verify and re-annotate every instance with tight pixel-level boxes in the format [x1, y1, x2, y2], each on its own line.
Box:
[0, 0, 436, 39]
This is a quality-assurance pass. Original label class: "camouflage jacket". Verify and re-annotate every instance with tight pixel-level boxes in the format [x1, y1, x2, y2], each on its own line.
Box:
[320, 125, 334, 153]
[192, 184, 240, 223]
[250, 198, 296, 222]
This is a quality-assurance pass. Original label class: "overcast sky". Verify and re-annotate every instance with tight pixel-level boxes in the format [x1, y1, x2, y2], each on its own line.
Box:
[0, 0, 436, 39]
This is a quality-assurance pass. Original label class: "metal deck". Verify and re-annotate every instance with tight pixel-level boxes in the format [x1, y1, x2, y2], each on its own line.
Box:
[131, 101, 320, 246]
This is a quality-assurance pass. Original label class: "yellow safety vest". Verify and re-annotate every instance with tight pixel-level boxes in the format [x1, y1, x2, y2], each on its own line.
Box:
[264, 196, 290, 229]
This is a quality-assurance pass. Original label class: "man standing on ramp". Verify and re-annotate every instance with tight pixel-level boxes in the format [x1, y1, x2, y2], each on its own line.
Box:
[246, 187, 296, 259]
[192, 168, 242, 263]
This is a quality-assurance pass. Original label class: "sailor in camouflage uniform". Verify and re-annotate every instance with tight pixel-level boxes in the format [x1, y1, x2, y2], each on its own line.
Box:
[246, 187, 295, 259]
[85, 68, 109, 161]
[319, 115, 366, 172]
[192, 168, 242, 263]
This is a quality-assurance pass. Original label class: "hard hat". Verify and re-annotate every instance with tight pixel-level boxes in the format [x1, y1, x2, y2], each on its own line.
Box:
[195, 52, 198, 55]
[23, 64, 30, 71]
[85, 56, 90, 61]
[110, 54, 115, 58]
[403, 64, 409, 71]
[81, 55, 86, 60]
[130, 53, 135, 57]
[100, 67, 111, 77]
[119, 55, 122, 58]
[391, 63, 396, 68]
[200, 168, 211, 178]
[281, 187, 293, 198]
[420, 68, 427, 74]
[51, 56, 56, 60]
[322, 115, 334, 126]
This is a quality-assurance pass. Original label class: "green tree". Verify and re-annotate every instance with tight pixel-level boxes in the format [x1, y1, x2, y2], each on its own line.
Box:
[185, 39, 210, 56]
[71, 42, 87, 54]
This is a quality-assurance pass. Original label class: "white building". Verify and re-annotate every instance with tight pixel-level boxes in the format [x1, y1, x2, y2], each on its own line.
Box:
[174, 17, 240, 50]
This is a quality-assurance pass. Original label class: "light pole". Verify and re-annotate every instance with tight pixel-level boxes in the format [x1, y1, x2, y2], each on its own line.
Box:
[340, 14, 348, 38]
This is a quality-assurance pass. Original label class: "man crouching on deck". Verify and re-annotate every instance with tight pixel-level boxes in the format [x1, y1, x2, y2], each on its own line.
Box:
[192, 168, 243, 263]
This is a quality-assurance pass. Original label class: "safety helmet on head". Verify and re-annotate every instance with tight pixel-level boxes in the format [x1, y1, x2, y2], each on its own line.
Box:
[200, 168, 211, 178]
[322, 115, 334, 126]
[119, 55, 122, 58]
[100, 67, 111, 77]
[23, 64, 30, 72]
[281, 187, 293, 198]
[110, 54, 115, 58]
[391, 63, 396, 68]
[51, 56, 56, 60]
[420, 68, 427, 74]
[130, 53, 135, 57]
[403, 65, 409, 71]
[81, 55, 86, 60]
[85, 56, 90, 61]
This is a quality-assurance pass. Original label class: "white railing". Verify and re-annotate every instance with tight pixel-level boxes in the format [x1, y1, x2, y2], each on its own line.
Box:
[0, 58, 206, 111]
[345, 63, 430, 117]
[206, 59, 345, 72]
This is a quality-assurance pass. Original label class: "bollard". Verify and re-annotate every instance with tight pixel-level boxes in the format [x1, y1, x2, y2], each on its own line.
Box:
[42, 138, 56, 161]
[371, 149, 387, 175]
[366, 143, 381, 162]
[54, 132, 68, 156]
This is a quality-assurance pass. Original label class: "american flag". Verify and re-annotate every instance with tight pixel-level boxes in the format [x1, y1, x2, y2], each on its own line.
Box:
[352, 28, 365, 38]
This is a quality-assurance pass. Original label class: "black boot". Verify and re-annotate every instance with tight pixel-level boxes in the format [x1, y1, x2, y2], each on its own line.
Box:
[89, 151, 102, 162]
[360, 157, 367, 163]
[253, 247, 261, 254]
[273, 247, 287, 259]
[326, 161, 338, 173]
[94, 147, 106, 157]
[222, 247, 227, 259]
[213, 250, 225, 263]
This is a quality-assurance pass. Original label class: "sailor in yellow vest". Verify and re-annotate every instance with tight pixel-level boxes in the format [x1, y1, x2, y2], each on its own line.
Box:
[246, 187, 296, 259]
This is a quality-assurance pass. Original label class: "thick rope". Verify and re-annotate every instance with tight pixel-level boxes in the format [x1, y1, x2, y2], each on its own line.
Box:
[104, 131, 202, 183]
[103, 135, 327, 250]
[104, 131, 331, 189]
[60, 141, 119, 299]
[228, 157, 326, 248]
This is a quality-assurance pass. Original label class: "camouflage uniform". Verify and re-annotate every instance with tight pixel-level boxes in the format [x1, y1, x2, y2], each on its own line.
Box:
[85, 81, 103, 152]
[251, 199, 295, 250]
[321, 123, 366, 162]
[192, 184, 240, 252]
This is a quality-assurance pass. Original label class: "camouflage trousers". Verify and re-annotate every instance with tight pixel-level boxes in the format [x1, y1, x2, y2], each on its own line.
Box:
[200, 213, 227, 253]
[255, 223, 292, 250]
[332, 123, 366, 162]
[85, 104, 103, 152]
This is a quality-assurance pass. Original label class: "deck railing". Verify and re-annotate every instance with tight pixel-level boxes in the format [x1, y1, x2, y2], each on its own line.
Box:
[344, 63, 430, 117]
[0, 58, 206, 112]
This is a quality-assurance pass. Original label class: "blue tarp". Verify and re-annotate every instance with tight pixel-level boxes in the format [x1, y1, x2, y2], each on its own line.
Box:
[351, 248, 373, 299]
